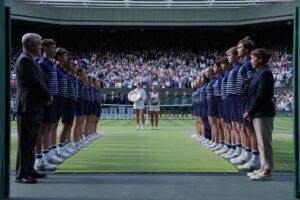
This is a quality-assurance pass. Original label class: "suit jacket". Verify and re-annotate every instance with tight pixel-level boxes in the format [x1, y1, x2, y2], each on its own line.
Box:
[110, 95, 118, 104]
[118, 95, 127, 104]
[15, 51, 51, 113]
[246, 66, 276, 118]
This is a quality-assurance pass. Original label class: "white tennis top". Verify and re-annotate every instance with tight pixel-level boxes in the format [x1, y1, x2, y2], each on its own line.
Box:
[133, 88, 147, 109]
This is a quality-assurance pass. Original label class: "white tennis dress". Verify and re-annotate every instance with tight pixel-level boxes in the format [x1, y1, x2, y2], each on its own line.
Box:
[149, 92, 160, 112]
[133, 88, 147, 109]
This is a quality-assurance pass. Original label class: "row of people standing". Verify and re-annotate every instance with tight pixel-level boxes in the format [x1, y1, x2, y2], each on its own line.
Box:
[101, 90, 192, 120]
[101, 92, 131, 120]
[192, 37, 275, 181]
[34, 40, 102, 172]
[15, 33, 102, 184]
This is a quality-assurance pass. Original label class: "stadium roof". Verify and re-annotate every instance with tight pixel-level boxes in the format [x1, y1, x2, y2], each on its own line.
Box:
[17, 0, 295, 9]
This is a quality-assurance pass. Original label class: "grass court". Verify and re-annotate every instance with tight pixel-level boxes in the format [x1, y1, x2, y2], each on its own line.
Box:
[10, 117, 293, 173]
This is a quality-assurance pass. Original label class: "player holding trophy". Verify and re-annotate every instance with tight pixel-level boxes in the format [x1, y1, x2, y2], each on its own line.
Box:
[148, 84, 161, 130]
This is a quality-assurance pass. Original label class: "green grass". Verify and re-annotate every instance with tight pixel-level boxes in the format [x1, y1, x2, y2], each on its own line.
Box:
[9, 117, 293, 172]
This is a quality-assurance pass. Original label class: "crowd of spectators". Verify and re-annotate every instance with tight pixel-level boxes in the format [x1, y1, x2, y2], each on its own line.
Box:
[73, 50, 219, 89]
[274, 90, 293, 111]
[11, 48, 291, 89]
[270, 50, 293, 87]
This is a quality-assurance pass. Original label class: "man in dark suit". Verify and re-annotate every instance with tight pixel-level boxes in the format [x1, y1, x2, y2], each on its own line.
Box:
[109, 91, 118, 119]
[15, 33, 52, 184]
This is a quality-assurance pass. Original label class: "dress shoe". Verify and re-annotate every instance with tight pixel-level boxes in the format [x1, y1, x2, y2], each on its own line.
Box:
[15, 176, 37, 184]
[30, 171, 47, 179]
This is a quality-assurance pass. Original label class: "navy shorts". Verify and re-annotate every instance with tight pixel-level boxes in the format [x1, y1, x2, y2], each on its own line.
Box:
[193, 102, 198, 116]
[201, 101, 207, 116]
[229, 95, 239, 122]
[222, 99, 230, 123]
[96, 104, 101, 117]
[62, 99, 76, 124]
[237, 95, 251, 126]
[207, 97, 217, 117]
[76, 98, 84, 116]
[88, 101, 93, 116]
[42, 95, 58, 123]
[83, 100, 89, 115]
[192, 103, 196, 116]
[197, 102, 202, 117]
[198, 102, 202, 117]
[216, 97, 223, 119]
[93, 101, 98, 115]
[56, 96, 67, 122]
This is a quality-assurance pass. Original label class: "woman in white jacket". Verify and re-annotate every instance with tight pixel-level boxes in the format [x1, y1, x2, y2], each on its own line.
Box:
[134, 81, 147, 130]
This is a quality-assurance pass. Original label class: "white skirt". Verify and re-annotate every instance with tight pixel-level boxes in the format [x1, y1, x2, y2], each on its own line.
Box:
[149, 105, 160, 112]
[133, 100, 145, 109]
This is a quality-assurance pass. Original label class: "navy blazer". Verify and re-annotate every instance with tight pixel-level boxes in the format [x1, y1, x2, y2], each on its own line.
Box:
[15, 51, 51, 113]
[246, 66, 275, 118]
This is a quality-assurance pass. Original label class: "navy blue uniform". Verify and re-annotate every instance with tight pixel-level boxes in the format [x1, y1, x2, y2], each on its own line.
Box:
[206, 78, 217, 117]
[226, 64, 241, 122]
[237, 58, 256, 125]
[200, 84, 208, 117]
[62, 73, 76, 124]
[200, 83, 211, 139]
[221, 70, 230, 123]
[88, 86, 94, 116]
[83, 84, 91, 115]
[213, 74, 223, 119]
[192, 88, 200, 117]
[38, 57, 58, 123]
[96, 90, 102, 117]
[56, 64, 68, 122]
[92, 88, 98, 116]
[76, 80, 84, 116]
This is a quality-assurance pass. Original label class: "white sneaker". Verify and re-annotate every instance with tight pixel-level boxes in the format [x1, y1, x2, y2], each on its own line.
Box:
[208, 143, 218, 150]
[206, 143, 214, 148]
[68, 143, 80, 152]
[45, 150, 64, 164]
[199, 137, 206, 142]
[93, 133, 99, 140]
[203, 140, 212, 147]
[89, 134, 96, 141]
[34, 157, 57, 171]
[65, 145, 77, 155]
[155, 126, 159, 130]
[230, 156, 246, 165]
[87, 137, 94, 142]
[194, 135, 202, 142]
[227, 149, 242, 159]
[57, 147, 72, 159]
[223, 149, 235, 159]
[238, 157, 261, 171]
[74, 142, 81, 149]
[53, 147, 68, 159]
[141, 125, 145, 130]
[202, 139, 210, 144]
[216, 146, 229, 155]
[152, 126, 155, 130]
[211, 144, 223, 152]
[136, 125, 140, 130]
[241, 151, 252, 162]
[82, 139, 90, 146]
[78, 141, 86, 148]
